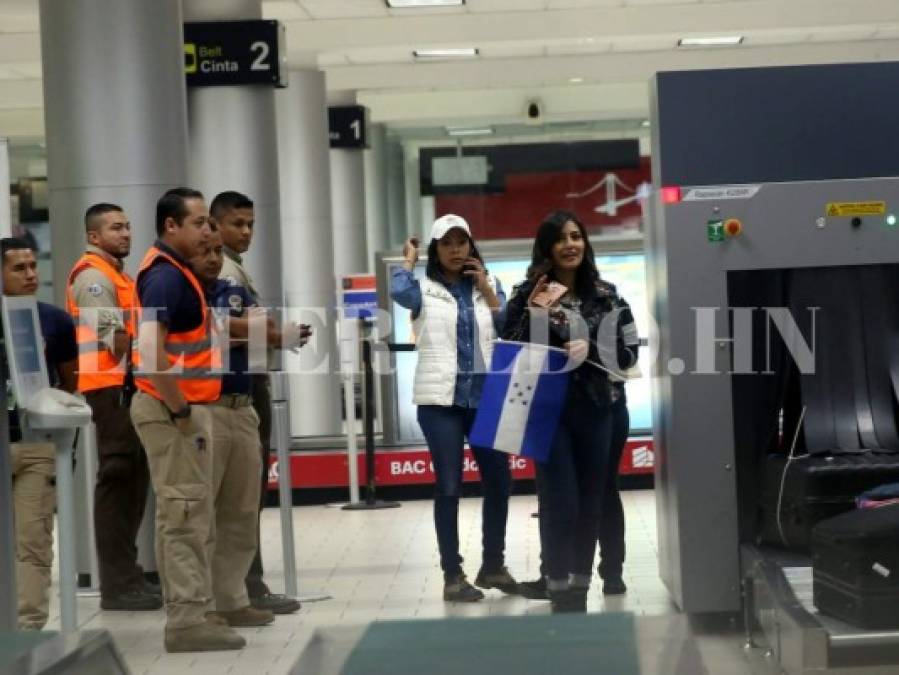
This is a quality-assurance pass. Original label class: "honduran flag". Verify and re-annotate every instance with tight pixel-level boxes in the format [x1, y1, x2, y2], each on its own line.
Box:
[470, 341, 570, 463]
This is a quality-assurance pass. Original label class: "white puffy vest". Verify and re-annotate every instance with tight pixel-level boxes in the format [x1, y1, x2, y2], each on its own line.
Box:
[412, 276, 497, 406]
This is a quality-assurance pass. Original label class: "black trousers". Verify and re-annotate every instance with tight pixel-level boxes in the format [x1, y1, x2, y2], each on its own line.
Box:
[245, 374, 272, 598]
[597, 396, 629, 580]
[87, 387, 150, 597]
[536, 396, 612, 581]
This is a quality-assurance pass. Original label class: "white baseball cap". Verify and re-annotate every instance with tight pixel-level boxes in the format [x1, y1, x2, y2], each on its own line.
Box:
[429, 214, 471, 241]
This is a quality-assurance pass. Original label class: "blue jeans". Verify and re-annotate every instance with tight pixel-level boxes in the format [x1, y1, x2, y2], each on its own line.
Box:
[598, 396, 629, 580]
[417, 405, 513, 578]
[536, 395, 612, 583]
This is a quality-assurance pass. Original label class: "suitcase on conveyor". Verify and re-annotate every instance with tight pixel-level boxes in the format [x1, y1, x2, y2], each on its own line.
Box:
[758, 451, 899, 552]
[811, 503, 899, 629]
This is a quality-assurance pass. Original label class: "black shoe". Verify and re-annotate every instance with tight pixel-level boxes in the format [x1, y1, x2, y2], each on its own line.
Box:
[602, 577, 627, 595]
[443, 573, 484, 602]
[101, 590, 164, 611]
[142, 579, 162, 596]
[549, 588, 587, 614]
[517, 577, 549, 600]
[250, 592, 301, 614]
[474, 566, 519, 595]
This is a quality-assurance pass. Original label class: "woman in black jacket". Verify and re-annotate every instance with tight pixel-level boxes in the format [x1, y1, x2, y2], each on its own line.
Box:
[503, 210, 638, 612]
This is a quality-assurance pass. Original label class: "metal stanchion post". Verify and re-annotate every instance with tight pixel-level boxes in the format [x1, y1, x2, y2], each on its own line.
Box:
[343, 335, 399, 511]
[271, 371, 297, 598]
[0, 275, 17, 631]
[270, 371, 329, 603]
[339, 317, 361, 508]
[75, 423, 100, 594]
[0, 412, 16, 632]
[53, 430, 78, 634]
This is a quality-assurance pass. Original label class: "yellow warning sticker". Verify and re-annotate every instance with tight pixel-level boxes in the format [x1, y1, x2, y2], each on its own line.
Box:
[825, 201, 886, 217]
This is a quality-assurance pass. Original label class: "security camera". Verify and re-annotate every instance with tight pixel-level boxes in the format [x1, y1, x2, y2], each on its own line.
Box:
[525, 99, 542, 123]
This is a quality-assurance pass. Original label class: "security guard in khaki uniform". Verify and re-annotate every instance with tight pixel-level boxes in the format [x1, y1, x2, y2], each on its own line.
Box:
[3, 237, 78, 629]
[66, 203, 160, 611]
[188, 229, 273, 628]
[209, 191, 306, 614]
[130, 188, 243, 652]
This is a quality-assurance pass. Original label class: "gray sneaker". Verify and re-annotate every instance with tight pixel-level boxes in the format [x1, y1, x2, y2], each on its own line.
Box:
[475, 566, 520, 595]
[443, 573, 485, 602]
[164, 620, 246, 653]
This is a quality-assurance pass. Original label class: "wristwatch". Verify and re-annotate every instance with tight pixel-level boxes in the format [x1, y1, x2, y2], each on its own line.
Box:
[170, 404, 192, 420]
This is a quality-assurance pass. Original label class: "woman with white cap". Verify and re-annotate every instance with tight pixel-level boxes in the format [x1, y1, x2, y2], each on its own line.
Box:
[391, 214, 519, 602]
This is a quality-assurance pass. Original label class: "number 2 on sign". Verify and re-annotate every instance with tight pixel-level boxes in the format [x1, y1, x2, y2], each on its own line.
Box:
[250, 41, 270, 71]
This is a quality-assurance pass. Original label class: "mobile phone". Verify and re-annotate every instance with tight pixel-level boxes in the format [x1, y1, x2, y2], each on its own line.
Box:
[531, 281, 567, 308]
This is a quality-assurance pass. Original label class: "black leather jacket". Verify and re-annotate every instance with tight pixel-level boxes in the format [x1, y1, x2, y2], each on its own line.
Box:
[501, 278, 638, 409]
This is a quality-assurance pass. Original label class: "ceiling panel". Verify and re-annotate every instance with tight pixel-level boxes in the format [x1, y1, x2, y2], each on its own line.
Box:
[467, 0, 547, 12]
[742, 29, 809, 46]
[316, 52, 351, 66]
[345, 46, 416, 64]
[387, 3, 468, 16]
[625, 0, 698, 4]
[478, 42, 546, 58]
[298, 0, 390, 19]
[545, 38, 612, 55]
[873, 24, 899, 39]
[808, 25, 879, 42]
[547, 0, 623, 8]
[609, 35, 677, 52]
[6, 62, 41, 78]
[262, 1, 311, 20]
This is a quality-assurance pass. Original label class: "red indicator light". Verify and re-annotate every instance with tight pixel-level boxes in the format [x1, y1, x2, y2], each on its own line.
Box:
[724, 218, 743, 237]
[661, 186, 682, 204]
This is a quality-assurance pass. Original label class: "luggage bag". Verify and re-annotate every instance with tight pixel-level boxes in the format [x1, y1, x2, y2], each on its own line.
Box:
[758, 452, 899, 552]
[811, 503, 899, 630]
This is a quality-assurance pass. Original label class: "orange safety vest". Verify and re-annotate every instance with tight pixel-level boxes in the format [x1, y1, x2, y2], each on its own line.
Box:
[132, 245, 222, 404]
[66, 252, 135, 393]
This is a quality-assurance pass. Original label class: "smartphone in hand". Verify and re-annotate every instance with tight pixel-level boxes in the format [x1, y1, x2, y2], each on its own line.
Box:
[531, 281, 567, 308]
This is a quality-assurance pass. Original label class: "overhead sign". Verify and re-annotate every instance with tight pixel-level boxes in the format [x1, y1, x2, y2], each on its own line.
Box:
[184, 20, 286, 88]
[825, 201, 886, 217]
[329, 106, 369, 149]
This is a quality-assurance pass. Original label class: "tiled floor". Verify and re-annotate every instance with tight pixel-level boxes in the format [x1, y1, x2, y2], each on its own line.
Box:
[42, 490, 783, 674]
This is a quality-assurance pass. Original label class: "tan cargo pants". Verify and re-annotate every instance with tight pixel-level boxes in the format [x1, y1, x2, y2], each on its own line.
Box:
[11, 442, 56, 630]
[130, 392, 214, 629]
[207, 398, 262, 612]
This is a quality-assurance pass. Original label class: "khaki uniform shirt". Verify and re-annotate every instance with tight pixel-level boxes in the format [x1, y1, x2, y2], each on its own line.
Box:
[219, 248, 259, 300]
[69, 245, 126, 350]
[220, 247, 273, 368]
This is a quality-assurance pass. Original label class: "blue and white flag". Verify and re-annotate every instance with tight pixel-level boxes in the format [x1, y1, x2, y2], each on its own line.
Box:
[470, 341, 570, 463]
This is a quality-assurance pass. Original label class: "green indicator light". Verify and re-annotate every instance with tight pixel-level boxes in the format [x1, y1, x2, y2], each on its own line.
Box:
[887, 214, 897, 227]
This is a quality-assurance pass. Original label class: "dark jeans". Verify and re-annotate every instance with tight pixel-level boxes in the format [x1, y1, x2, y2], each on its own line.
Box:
[245, 374, 272, 598]
[536, 395, 611, 582]
[598, 397, 629, 580]
[417, 405, 512, 577]
[87, 387, 150, 597]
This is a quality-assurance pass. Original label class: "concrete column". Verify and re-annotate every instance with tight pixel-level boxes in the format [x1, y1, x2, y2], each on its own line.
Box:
[0, 139, 10, 238]
[276, 70, 342, 437]
[39, 0, 189, 296]
[184, 0, 282, 307]
[404, 145, 424, 241]
[329, 93, 367, 276]
[363, 124, 389, 269]
[386, 138, 407, 248]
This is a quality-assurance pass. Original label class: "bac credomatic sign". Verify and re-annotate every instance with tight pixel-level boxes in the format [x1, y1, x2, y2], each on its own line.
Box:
[184, 20, 286, 88]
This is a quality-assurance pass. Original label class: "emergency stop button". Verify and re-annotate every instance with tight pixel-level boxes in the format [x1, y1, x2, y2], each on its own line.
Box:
[724, 218, 743, 237]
